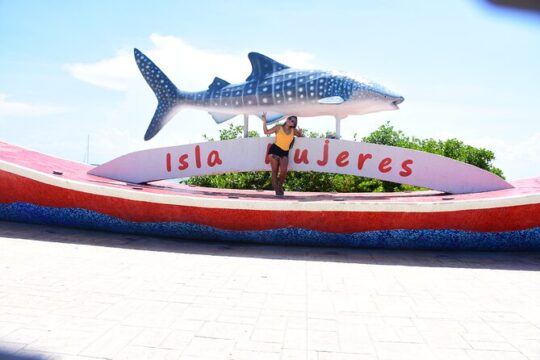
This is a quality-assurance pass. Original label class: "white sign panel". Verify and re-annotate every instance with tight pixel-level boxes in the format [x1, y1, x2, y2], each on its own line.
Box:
[89, 138, 513, 194]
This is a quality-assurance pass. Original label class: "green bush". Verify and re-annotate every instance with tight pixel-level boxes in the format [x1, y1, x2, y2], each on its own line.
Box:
[184, 122, 504, 192]
[185, 125, 272, 190]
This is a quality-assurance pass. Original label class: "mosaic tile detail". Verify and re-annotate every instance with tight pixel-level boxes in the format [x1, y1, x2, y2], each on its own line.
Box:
[1, 202, 539, 250]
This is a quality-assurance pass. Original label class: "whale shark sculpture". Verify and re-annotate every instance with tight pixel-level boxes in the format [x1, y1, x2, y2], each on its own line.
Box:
[134, 48, 404, 141]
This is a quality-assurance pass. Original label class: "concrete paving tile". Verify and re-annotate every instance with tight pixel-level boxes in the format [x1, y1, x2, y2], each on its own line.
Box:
[96, 299, 147, 321]
[307, 318, 337, 332]
[307, 330, 340, 352]
[113, 345, 184, 360]
[255, 315, 288, 330]
[119, 300, 182, 328]
[286, 316, 308, 329]
[182, 336, 234, 358]
[29, 329, 101, 355]
[130, 328, 171, 348]
[251, 328, 285, 343]
[466, 349, 530, 360]
[479, 311, 528, 323]
[337, 323, 372, 346]
[459, 320, 507, 342]
[317, 351, 377, 360]
[78, 325, 142, 358]
[180, 306, 222, 322]
[2, 327, 50, 344]
[0, 309, 42, 326]
[467, 340, 517, 351]
[234, 339, 282, 353]
[507, 339, 540, 359]
[283, 328, 307, 350]
[230, 349, 281, 360]
[430, 348, 472, 360]
[160, 329, 194, 348]
[170, 318, 204, 332]
[338, 341, 376, 355]
[280, 348, 309, 360]
[420, 330, 472, 350]
[53, 355, 111, 360]
[196, 321, 251, 340]
[0, 322, 23, 338]
[30, 315, 113, 335]
[368, 323, 401, 342]
[2, 223, 540, 360]
[487, 321, 540, 340]
[375, 341, 436, 360]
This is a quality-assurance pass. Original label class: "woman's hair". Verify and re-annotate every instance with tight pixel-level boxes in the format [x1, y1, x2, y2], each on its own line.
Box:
[287, 116, 298, 128]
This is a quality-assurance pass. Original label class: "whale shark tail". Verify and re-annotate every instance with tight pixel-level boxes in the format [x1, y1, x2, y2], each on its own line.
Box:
[134, 48, 185, 141]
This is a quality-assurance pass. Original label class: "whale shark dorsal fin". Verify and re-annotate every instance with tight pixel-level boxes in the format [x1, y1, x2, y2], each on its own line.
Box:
[246, 52, 290, 81]
[208, 77, 230, 91]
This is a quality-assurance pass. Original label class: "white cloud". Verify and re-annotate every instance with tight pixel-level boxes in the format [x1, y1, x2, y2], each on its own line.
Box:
[469, 132, 540, 180]
[66, 34, 316, 92]
[0, 93, 66, 116]
[64, 34, 320, 164]
[66, 49, 136, 91]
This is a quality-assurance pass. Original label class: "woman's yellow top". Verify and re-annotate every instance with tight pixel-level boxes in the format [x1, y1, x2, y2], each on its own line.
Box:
[275, 126, 294, 151]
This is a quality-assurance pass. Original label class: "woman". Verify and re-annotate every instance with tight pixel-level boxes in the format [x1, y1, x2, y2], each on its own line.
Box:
[262, 113, 303, 196]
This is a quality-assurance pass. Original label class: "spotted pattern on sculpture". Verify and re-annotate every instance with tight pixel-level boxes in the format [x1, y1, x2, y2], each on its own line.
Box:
[134, 49, 405, 140]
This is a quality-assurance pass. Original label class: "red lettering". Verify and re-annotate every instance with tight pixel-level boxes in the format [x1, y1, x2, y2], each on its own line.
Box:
[336, 151, 349, 167]
[166, 153, 171, 172]
[357, 153, 373, 170]
[178, 154, 189, 170]
[294, 149, 309, 164]
[317, 140, 330, 166]
[195, 145, 202, 168]
[265, 144, 272, 164]
[378, 157, 393, 173]
[207, 150, 223, 167]
[400, 159, 413, 177]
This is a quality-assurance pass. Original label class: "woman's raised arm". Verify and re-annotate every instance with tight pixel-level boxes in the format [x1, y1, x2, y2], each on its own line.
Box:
[262, 112, 279, 135]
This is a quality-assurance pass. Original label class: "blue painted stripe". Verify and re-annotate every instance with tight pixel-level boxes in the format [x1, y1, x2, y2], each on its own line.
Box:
[1, 202, 539, 250]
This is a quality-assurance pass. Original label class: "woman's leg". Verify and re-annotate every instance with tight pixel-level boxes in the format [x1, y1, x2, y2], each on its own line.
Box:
[270, 155, 280, 194]
[277, 156, 289, 194]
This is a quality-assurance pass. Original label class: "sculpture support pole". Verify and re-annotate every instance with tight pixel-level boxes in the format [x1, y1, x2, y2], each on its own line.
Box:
[243, 114, 249, 138]
[335, 118, 341, 139]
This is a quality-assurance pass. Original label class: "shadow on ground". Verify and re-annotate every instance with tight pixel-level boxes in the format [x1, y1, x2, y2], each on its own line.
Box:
[0, 348, 48, 360]
[1, 220, 539, 271]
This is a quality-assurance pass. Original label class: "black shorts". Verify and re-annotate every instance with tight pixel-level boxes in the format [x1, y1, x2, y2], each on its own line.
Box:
[268, 143, 289, 158]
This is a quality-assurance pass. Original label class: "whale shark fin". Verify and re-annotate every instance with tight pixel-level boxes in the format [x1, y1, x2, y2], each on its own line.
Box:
[246, 52, 290, 81]
[257, 112, 286, 124]
[209, 112, 236, 123]
[134, 48, 183, 141]
[208, 77, 230, 91]
[318, 96, 345, 104]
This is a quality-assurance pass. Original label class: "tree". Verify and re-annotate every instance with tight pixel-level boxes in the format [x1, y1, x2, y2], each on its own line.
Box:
[184, 122, 504, 192]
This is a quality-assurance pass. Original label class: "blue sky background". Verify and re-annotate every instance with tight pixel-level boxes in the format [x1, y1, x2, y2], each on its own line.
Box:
[1, 0, 539, 180]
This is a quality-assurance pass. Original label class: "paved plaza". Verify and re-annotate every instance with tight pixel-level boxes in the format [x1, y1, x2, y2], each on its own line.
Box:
[1, 220, 539, 360]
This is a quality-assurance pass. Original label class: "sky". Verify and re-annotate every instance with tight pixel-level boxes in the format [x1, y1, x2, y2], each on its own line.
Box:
[1, 0, 539, 181]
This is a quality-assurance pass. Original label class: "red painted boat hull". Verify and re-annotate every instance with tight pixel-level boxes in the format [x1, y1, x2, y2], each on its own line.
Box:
[1, 142, 539, 249]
